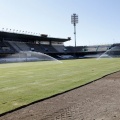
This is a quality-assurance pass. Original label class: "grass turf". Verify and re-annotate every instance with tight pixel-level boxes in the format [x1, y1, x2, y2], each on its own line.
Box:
[0, 58, 120, 114]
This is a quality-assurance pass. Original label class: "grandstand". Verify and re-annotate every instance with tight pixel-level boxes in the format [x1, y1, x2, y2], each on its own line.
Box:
[0, 31, 120, 60]
[0, 31, 70, 57]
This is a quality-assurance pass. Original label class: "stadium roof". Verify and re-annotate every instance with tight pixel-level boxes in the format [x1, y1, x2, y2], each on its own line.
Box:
[0, 31, 71, 42]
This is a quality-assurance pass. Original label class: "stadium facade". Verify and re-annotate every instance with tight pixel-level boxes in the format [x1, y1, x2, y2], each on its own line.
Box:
[0, 31, 120, 60]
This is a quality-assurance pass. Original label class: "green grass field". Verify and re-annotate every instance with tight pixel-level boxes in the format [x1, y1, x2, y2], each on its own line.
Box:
[0, 58, 120, 114]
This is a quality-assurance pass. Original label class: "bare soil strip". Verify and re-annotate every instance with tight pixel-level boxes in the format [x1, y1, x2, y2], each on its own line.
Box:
[0, 72, 120, 120]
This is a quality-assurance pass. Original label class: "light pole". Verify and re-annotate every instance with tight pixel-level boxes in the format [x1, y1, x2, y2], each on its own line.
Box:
[71, 13, 78, 57]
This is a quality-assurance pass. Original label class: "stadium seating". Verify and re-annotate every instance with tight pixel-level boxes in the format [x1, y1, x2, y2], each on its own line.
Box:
[0, 41, 15, 53]
[53, 45, 67, 53]
[84, 46, 97, 52]
[0, 36, 120, 60]
[27, 43, 45, 53]
[66, 46, 84, 52]
[41, 44, 58, 53]
[96, 45, 110, 51]
[15, 42, 30, 51]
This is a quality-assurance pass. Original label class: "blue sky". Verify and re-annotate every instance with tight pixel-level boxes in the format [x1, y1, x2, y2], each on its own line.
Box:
[0, 0, 120, 46]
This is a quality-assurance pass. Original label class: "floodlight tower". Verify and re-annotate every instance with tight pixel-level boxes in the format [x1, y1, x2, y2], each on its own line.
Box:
[71, 13, 78, 48]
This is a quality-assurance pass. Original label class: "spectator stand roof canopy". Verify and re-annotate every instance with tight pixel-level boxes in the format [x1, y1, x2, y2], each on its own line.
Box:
[0, 31, 71, 43]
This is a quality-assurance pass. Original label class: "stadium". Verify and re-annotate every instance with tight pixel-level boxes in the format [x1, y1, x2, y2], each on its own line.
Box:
[0, 30, 120, 62]
[0, 31, 120, 120]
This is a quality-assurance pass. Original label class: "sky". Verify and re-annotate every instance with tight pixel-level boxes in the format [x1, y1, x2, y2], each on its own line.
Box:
[0, 0, 120, 46]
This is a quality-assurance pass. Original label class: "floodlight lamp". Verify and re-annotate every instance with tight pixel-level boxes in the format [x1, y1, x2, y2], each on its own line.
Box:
[71, 13, 78, 25]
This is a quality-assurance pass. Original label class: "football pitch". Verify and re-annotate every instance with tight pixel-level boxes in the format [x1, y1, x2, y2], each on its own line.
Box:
[0, 58, 120, 114]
